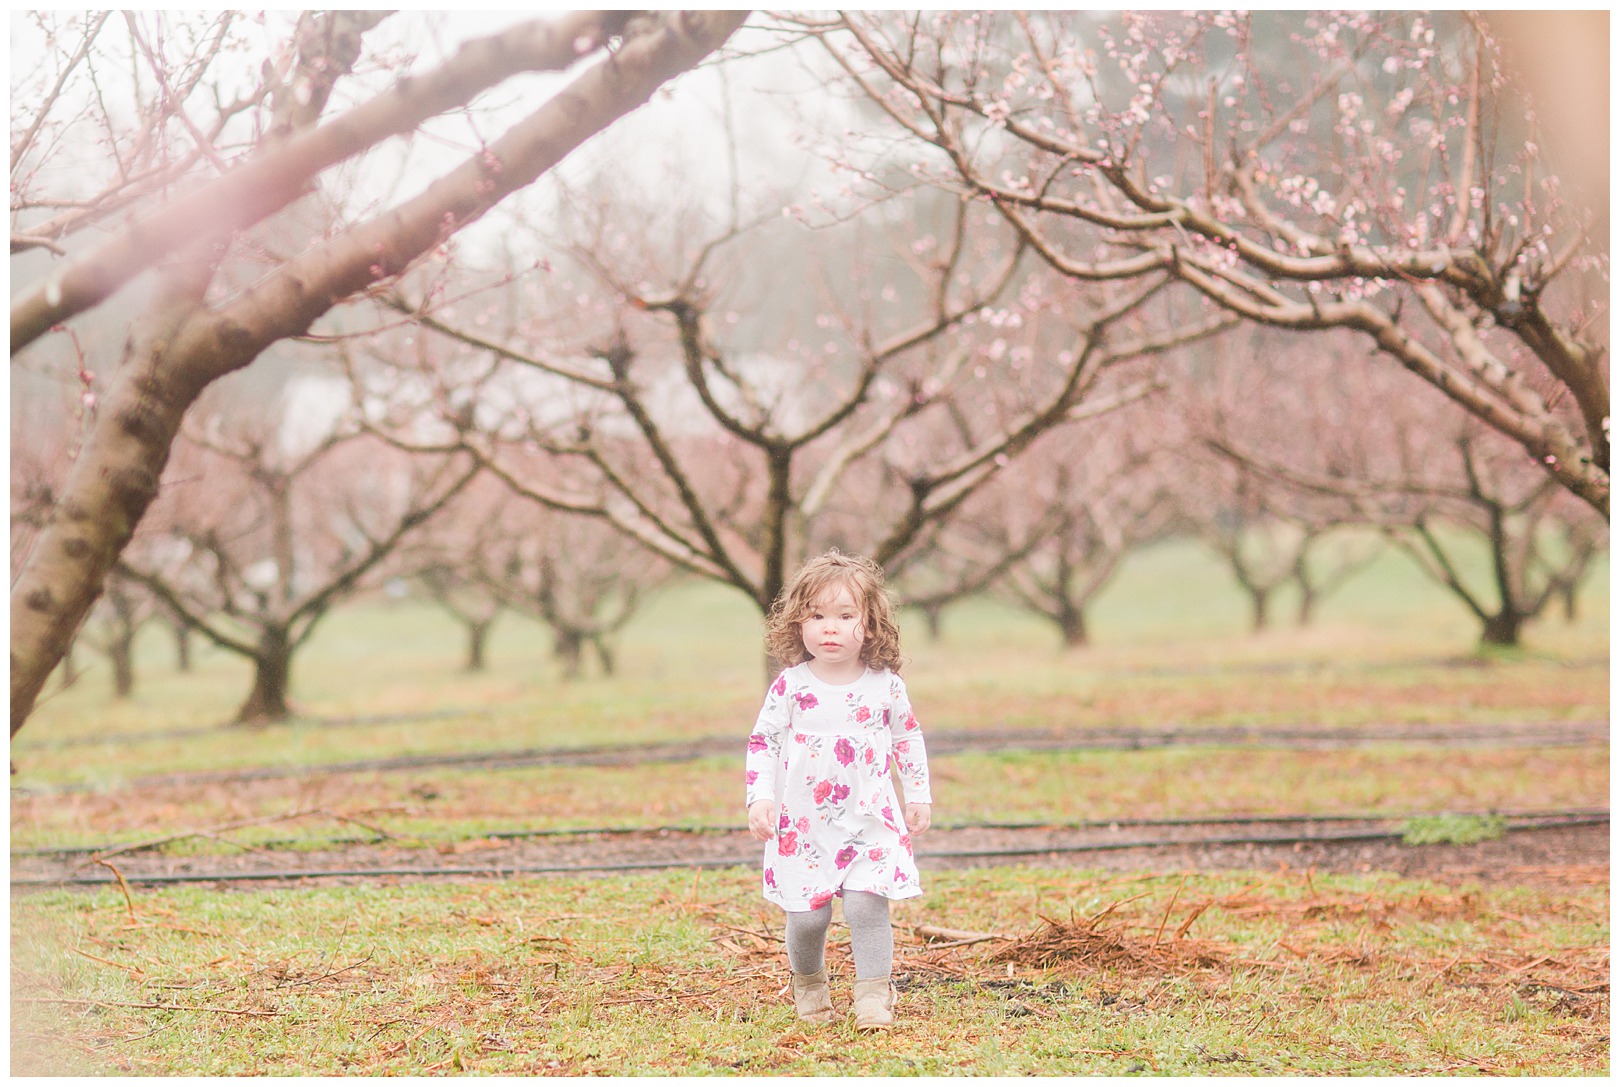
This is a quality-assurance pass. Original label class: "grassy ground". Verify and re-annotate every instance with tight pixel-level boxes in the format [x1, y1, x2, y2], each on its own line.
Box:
[12, 540, 1609, 775]
[11, 867, 1608, 1076]
[11, 743, 1609, 856]
[10, 538, 1609, 1074]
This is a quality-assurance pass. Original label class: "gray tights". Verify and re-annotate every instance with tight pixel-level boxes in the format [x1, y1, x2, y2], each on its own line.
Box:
[784, 890, 893, 980]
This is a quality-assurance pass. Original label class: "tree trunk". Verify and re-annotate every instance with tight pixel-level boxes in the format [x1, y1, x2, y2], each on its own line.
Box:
[1480, 611, 1523, 648]
[555, 629, 584, 681]
[1296, 583, 1318, 627]
[11, 319, 208, 734]
[1561, 583, 1579, 623]
[1057, 602, 1088, 648]
[465, 618, 493, 672]
[110, 631, 136, 699]
[920, 603, 945, 643]
[174, 620, 193, 672]
[1248, 589, 1271, 633]
[236, 628, 294, 725]
[592, 636, 616, 678]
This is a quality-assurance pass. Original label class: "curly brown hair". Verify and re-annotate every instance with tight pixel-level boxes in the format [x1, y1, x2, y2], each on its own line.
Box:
[764, 550, 904, 675]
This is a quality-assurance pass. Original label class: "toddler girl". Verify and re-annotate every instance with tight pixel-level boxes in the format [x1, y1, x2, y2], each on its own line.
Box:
[745, 550, 932, 1030]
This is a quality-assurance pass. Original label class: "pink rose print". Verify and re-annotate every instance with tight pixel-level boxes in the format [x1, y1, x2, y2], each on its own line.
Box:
[809, 890, 835, 911]
[894, 867, 908, 883]
[777, 832, 798, 856]
[834, 738, 856, 766]
[899, 833, 912, 855]
[794, 691, 819, 711]
[895, 740, 910, 756]
[855, 705, 871, 723]
[881, 804, 897, 829]
[794, 732, 808, 744]
[867, 847, 885, 862]
[745, 770, 758, 784]
[883, 707, 891, 726]
[765, 868, 777, 889]
[864, 746, 876, 765]
[778, 811, 792, 830]
[813, 780, 834, 805]
[904, 712, 919, 731]
[835, 846, 858, 869]
[771, 674, 787, 696]
[831, 783, 850, 802]
[795, 816, 810, 833]
[747, 733, 768, 753]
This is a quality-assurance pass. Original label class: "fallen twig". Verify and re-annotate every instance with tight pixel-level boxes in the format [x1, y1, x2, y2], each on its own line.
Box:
[282, 956, 373, 988]
[914, 924, 1015, 948]
[72, 947, 144, 977]
[91, 856, 137, 920]
[713, 922, 781, 943]
[1152, 875, 1189, 947]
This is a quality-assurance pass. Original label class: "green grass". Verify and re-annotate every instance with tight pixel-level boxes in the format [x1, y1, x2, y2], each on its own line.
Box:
[11, 539, 1608, 784]
[9, 536, 1608, 1074]
[1399, 813, 1509, 846]
[11, 867, 1608, 1076]
[10, 538, 1607, 852]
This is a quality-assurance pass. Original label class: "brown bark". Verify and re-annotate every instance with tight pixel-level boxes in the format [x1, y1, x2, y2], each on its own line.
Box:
[10, 11, 750, 735]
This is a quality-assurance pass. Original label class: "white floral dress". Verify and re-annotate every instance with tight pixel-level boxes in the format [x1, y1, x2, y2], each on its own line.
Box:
[745, 664, 932, 911]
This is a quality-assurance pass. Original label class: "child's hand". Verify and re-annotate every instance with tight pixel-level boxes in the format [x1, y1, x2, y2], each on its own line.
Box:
[747, 800, 777, 841]
[905, 802, 931, 835]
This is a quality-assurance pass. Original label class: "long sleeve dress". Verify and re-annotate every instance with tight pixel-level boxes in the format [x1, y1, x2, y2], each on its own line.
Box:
[744, 663, 932, 912]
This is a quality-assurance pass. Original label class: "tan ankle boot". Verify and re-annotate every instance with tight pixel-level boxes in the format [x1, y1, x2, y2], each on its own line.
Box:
[851, 976, 896, 1029]
[791, 969, 836, 1023]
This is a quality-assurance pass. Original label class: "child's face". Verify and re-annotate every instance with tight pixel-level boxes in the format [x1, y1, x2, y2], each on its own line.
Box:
[799, 584, 866, 671]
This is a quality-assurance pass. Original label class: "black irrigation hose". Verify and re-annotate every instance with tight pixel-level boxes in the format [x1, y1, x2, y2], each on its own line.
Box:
[12, 806, 1610, 861]
[14, 719, 1608, 798]
[10, 813, 1607, 889]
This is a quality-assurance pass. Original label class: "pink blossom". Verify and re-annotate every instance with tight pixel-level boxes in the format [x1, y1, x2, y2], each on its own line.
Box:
[796, 816, 810, 833]
[904, 712, 919, 731]
[747, 733, 768, 753]
[809, 890, 835, 911]
[765, 868, 777, 889]
[834, 738, 856, 766]
[864, 747, 876, 765]
[899, 834, 912, 855]
[777, 832, 799, 856]
[835, 846, 858, 869]
[868, 847, 885, 862]
[795, 692, 819, 711]
[831, 784, 850, 802]
[779, 812, 792, 830]
[813, 780, 833, 804]
[745, 770, 758, 784]
[771, 674, 787, 696]
[855, 705, 871, 723]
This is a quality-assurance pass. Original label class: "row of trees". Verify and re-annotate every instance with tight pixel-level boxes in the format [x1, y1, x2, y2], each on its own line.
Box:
[10, 12, 1607, 735]
[24, 323, 1602, 723]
